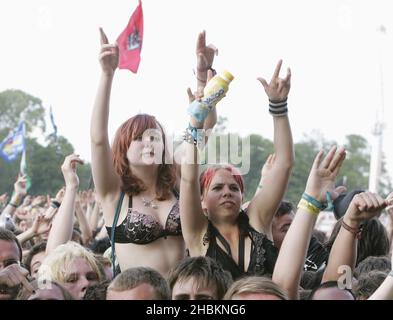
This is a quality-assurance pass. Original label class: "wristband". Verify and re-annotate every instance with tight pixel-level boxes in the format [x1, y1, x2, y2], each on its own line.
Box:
[298, 198, 320, 216]
[183, 124, 205, 148]
[302, 193, 327, 211]
[269, 99, 288, 117]
[341, 219, 363, 239]
[51, 200, 61, 209]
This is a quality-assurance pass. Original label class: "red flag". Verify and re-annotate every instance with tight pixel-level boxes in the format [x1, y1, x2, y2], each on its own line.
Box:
[117, 0, 144, 73]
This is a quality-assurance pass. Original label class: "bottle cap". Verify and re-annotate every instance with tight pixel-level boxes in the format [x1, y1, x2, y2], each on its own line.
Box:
[220, 70, 234, 83]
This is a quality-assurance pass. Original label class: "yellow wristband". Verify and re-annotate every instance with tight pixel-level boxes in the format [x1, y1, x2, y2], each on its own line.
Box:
[298, 199, 320, 216]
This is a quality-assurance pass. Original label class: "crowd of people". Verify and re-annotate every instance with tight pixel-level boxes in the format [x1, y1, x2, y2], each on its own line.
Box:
[1, 29, 393, 301]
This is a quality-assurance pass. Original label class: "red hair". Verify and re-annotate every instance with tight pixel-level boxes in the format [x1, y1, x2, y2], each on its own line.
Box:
[111, 114, 176, 200]
[199, 165, 244, 195]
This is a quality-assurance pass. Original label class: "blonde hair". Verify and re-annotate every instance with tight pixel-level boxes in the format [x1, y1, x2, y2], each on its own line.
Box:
[38, 241, 103, 285]
[223, 276, 288, 300]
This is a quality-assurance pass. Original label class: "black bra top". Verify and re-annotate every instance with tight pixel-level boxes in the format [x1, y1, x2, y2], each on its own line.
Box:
[204, 211, 278, 280]
[106, 191, 182, 245]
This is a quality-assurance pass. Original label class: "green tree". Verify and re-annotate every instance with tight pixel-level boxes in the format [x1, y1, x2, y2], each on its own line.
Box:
[340, 134, 370, 190]
[0, 90, 45, 137]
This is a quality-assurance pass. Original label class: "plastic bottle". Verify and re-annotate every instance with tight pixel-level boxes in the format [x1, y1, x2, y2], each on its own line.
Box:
[188, 70, 234, 123]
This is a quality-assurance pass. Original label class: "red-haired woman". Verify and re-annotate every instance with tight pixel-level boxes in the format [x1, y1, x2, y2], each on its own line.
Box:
[90, 28, 217, 276]
[180, 60, 294, 280]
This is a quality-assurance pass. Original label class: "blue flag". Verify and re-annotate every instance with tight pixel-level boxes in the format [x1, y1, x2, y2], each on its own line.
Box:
[0, 122, 25, 162]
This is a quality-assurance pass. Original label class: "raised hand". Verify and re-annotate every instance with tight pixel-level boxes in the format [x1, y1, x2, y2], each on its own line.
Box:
[99, 27, 119, 76]
[343, 192, 387, 228]
[258, 60, 291, 102]
[305, 146, 347, 203]
[61, 154, 84, 189]
[14, 175, 27, 197]
[31, 213, 52, 236]
[196, 30, 218, 94]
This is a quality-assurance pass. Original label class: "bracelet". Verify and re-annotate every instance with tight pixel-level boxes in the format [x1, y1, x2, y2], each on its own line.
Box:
[51, 200, 61, 209]
[183, 125, 205, 148]
[298, 198, 320, 216]
[269, 99, 288, 117]
[196, 76, 207, 84]
[183, 130, 197, 146]
[302, 193, 327, 211]
[341, 219, 363, 239]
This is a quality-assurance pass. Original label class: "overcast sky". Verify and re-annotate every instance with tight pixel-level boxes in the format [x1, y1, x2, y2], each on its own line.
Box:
[0, 0, 392, 181]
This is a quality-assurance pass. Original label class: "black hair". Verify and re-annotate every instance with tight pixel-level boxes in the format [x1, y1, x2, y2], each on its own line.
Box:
[276, 201, 294, 217]
[0, 227, 23, 261]
[83, 280, 111, 300]
[353, 270, 388, 300]
[354, 255, 391, 278]
[308, 280, 356, 300]
[23, 241, 47, 274]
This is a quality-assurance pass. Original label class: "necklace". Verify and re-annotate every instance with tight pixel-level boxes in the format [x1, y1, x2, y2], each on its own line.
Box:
[142, 197, 159, 209]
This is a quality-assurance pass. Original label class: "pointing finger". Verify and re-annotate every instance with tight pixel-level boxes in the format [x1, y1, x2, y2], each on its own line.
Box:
[99, 27, 109, 45]
[196, 30, 206, 52]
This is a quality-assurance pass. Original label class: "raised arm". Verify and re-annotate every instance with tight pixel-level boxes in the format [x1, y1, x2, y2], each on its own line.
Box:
[17, 211, 53, 245]
[179, 72, 217, 255]
[174, 31, 218, 185]
[90, 28, 121, 201]
[322, 192, 388, 283]
[273, 146, 346, 299]
[0, 175, 27, 219]
[248, 60, 294, 236]
[46, 154, 84, 255]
